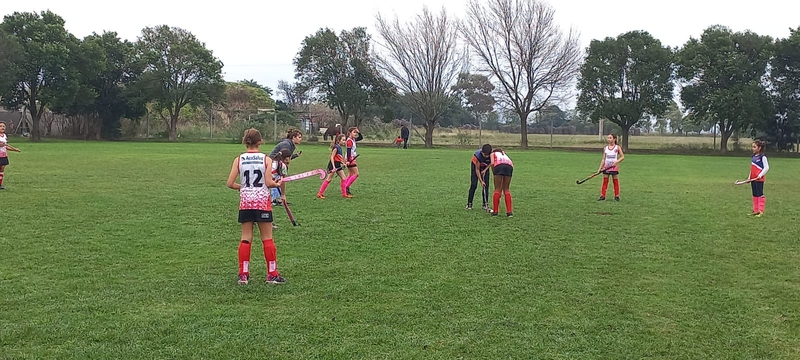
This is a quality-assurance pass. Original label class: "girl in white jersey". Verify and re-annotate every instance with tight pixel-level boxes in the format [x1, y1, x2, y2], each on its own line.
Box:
[489, 148, 514, 217]
[342, 127, 361, 198]
[226, 129, 286, 285]
[0, 122, 22, 190]
[598, 133, 625, 201]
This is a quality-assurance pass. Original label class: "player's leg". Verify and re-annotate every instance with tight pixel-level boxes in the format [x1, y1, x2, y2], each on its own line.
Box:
[317, 163, 335, 199]
[0, 164, 5, 189]
[599, 174, 610, 201]
[492, 174, 503, 216]
[257, 216, 285, 284]
[344, 166, 359, 197]
[237, 215, 255, 284]
[467, 163, 479, 209]
[503, 174, 513, 217]
[611, 173, 620, 201]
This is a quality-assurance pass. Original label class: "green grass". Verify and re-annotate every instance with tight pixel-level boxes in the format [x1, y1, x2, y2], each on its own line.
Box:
[1, 141, 799, 359]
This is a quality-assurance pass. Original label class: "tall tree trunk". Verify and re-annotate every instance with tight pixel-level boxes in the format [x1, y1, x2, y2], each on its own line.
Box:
[720, 130, 731, 153]
[424, 122, 434, 148]
[621, 124, 632, 152]
[517, 110, 530, 149]
[169, 114, 178, 141]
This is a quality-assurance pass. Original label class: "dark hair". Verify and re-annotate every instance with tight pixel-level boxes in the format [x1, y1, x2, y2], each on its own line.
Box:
[493, 147, 504, 153]
[753, 139, 766, 154]
[608, 133, 618, 145]
[272, 149, 292, 161]
[331, 134, 346, 149]
[242, 128, 262, 147]
[348, 127, 358, 136]
[286, 128, 302, 140]
[481, 144, 492, 154]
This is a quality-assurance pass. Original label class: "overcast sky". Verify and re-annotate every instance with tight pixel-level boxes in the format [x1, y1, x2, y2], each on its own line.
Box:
[3, 0, 799, 100]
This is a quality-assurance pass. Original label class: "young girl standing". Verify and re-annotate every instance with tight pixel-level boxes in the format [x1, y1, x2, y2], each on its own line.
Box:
[317, 134, 347, 199]
[489, 148, 514, 217]
[0, 122, 21, 190]
[749, 140, 769, 217]
[226, 129, 286, 285]
[342, 127, 361, 198]
[598, 133, 625, 201]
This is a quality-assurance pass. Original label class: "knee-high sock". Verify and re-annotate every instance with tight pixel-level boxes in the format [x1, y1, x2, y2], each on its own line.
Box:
[759, 196, 766, 213]
[0, 172, 4, 186]
[612, 178, 620, 197]
[341, 177, 350, 195]
[345, 175, 358, 188]
[493, 190, 501, 213]
[238, 240, 252, 276]
[263, 239, 278, 276]
[752, 197, 759, 213]
[601, 178, 609, 197]
[318, 179, 330, 195]
[504, 191, 513, 213]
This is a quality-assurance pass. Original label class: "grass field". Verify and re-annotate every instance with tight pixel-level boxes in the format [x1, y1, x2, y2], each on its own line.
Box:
[1, 141, 799, 359]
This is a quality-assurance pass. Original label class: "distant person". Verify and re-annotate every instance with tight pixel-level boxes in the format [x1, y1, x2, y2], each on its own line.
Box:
[400, 124, 410, 149]
[269, 128, 303, 205]
[598, 133, 625, 201]
[466, 144, 492, 211]
[748, 139, 769, 217]
[317, 134, 348, 199]
[0, 122, 22, 190]
[489, 147, 514, 217]
[226, 128, 286, 285]
[343, 127, 362, 197]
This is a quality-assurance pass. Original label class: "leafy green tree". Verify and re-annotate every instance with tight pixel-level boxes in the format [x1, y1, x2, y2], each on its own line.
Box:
[0, 30, 22, 92]
[767, 27, 800, 151]
[295, 27, 394, 128]
[238, 79, 273, 97]
[0, 11, 74, 141]
[135, 25, 224, 141]
[577, 30, 674, 151]
[451, 72, 495, 142]
[676, 25, 773, 152]
[222, 82, 276, 124]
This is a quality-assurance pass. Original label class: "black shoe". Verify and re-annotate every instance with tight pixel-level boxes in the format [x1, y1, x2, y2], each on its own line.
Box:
[267, 274, 286, 284]
[491, 211, 498, 217]
[466, 203, 473, 210]
[614, 196, 620, 202]
[507, 213, 513, 217]
[598, 196, 605, 201]
[0, 186, 5, 190]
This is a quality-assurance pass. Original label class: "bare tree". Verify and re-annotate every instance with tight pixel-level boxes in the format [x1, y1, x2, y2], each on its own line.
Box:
[277, 80, 311, 113]
[463, 0, 581, 149]
[375, 7, 464, 147]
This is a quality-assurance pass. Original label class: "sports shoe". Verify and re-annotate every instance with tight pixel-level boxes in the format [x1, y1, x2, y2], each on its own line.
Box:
[342, 194, 353, 198]
[346, 188, 352, 195]
[0, 186, 5, 190]
[481, 204, 489, 211]
[755, 212, 763, 218]
[267, 274, 286, 284]
[316, 194, 325, 199]
[614, 197, 620, 202]
[507, 212, 513, 217]
[598, 196, 606, 201]
[490, 211, 498, 217]
[466, 203, 473, 210]
[238, 274, 249, 285]
[272, 223, 278, 230]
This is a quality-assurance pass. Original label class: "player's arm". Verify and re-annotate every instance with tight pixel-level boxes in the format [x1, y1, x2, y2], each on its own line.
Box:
[330, 148, 337, 166]
[598, 151, 606, 171]
[472, 156, 485, 185]
[6, 144, 20, 152]
[355, 132, 363, 141]
[291, 150, 301, 159]
[615, 147, 625, 165]
[346, 140, 353, 163]
[757, 156, 769, 179]
[226, 157, 240, 190]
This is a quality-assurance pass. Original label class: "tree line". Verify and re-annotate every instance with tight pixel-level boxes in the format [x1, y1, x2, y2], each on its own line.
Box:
[2, 1, 799, 152]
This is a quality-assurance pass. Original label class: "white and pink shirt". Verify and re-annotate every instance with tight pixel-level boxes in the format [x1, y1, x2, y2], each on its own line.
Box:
[0, 134, 7, 157]
[492, 152, 513, 167]
[603, 145, 620, 171]
[238, 152, 271, 211]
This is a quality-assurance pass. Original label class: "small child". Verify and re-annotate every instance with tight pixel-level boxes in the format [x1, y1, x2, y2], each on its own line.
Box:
[226, 128, 286, 285]
[0, 122, 21, 190]
[749, 139, 769, 217]
[394, 137, 403, 148]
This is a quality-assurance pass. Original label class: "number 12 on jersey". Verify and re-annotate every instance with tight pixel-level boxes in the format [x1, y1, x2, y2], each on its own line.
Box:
[242, 169, 264, 187]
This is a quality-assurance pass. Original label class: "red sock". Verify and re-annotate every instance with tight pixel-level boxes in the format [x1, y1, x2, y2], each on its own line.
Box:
[263, 238, 278, 276]
[752, 197, 758, 213]
[601, 177, 609, 197]
[318, 180, 330, 195]
[760, 196, 766, 213]
[492, 190, 501, 213]
[504, 192, 513, 213]
[0, 172, 4, 186]
[612, 178, 620, 197]
[238, 240, 252, 276]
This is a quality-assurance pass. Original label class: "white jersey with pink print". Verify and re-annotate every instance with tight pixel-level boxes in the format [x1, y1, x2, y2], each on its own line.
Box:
[238, 152, 271, 211]
[492, 151, 513, 167]
[603, 145, 620, 171]
[0, 134, 7, 157]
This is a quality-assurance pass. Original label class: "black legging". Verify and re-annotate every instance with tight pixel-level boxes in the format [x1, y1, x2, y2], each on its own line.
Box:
[468, 163, 490, 206]
[402, 137, 408, 149]
[751, 181, 764, 197]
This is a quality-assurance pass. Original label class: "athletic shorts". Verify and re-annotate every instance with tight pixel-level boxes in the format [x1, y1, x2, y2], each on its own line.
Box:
[0, 157, 7, 166]
[347, 161, 357, 168]
[602, 170, 619, 175]
[493, 164, 513, 177]
[327, 161, 343, 171]
[238, 210, 273, 223]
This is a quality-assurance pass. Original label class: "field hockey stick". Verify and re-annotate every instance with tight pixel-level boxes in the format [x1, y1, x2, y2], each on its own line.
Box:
[576, 167, 610, 185]
[275, 188, 298, 226]
[282, 169, 327, 182]
[734, 178, 755, 185]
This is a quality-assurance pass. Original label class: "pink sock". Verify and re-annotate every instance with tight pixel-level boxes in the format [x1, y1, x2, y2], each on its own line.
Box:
[760, 197, 766, 213]
[318, 180, 330, 195]
[752, 197, 758, 213]
[345, 175, 358, 188]
[341, 177, 350, 195]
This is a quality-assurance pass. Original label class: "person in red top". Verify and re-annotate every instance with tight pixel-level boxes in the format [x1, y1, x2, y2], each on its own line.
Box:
[342, 127, 361, 197]
[748, 139, 770, 217]
[0, 122, 22, 190]
[489, 148, 514, 217]
[226, 129, 286, 285]
[317, 134, 348, 199]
